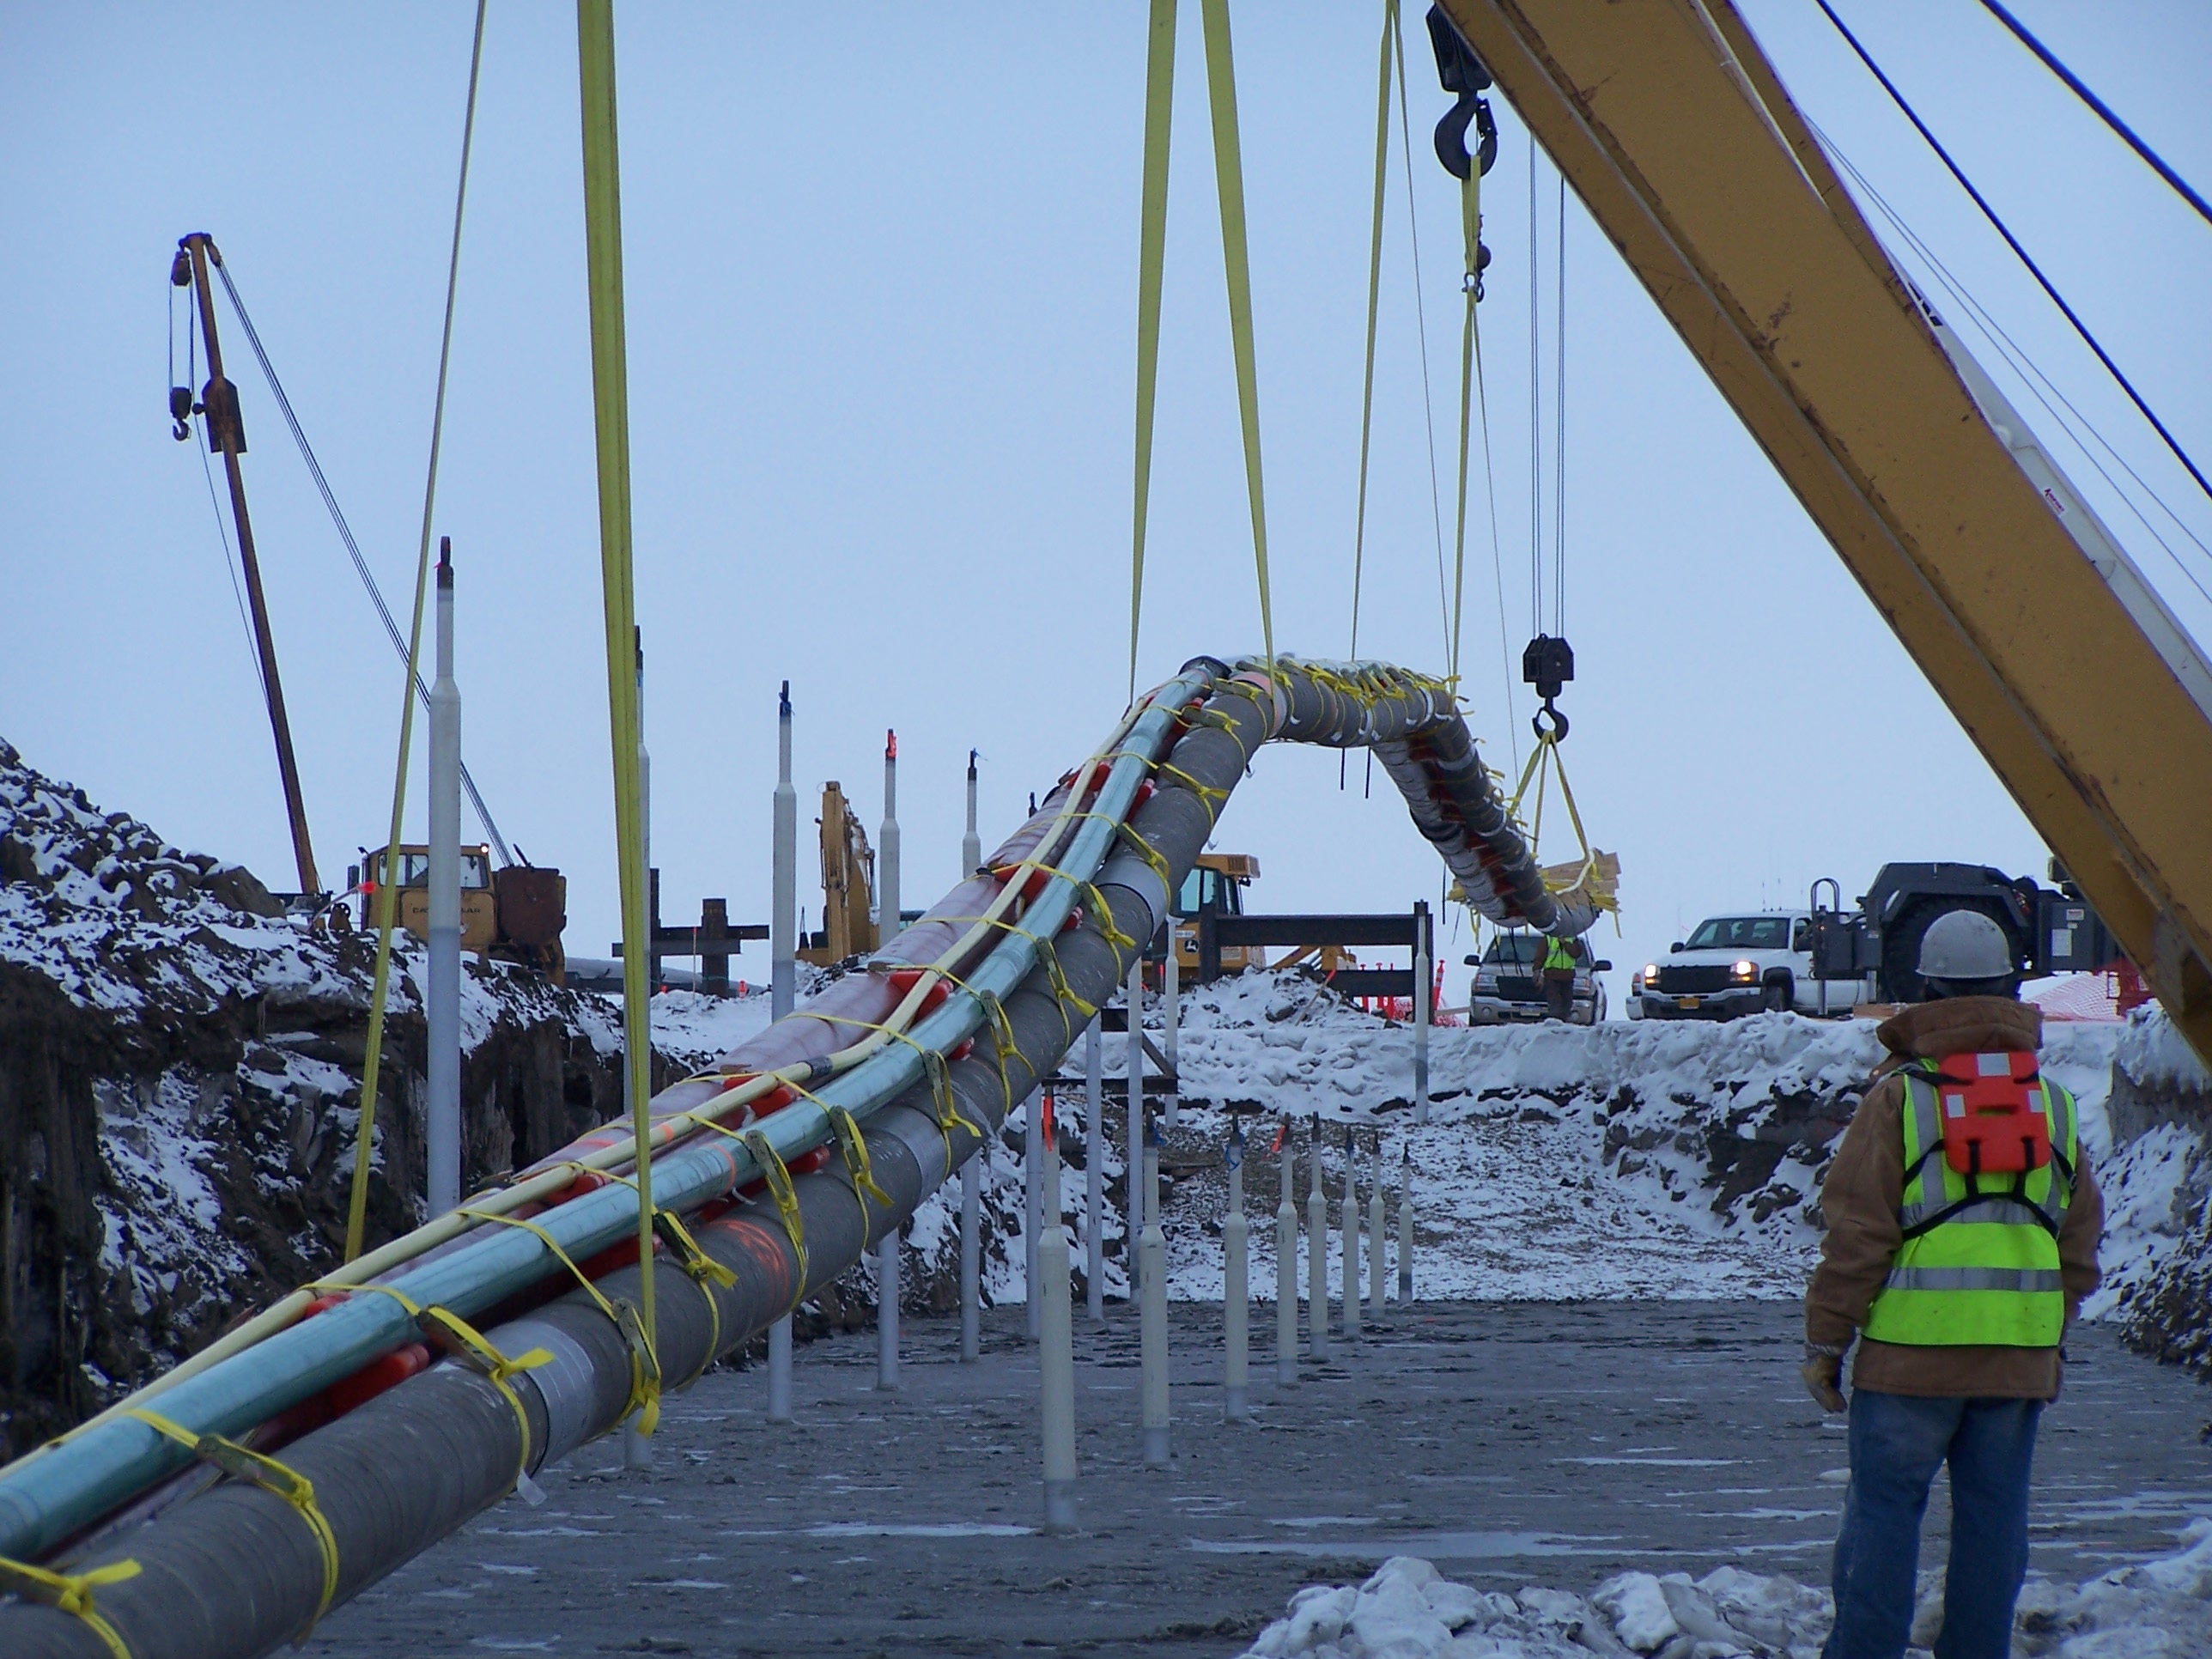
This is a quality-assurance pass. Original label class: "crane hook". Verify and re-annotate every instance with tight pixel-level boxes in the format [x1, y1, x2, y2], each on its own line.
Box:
[1426, 6, 1499, 181]
[1522, 635, 1574, 744]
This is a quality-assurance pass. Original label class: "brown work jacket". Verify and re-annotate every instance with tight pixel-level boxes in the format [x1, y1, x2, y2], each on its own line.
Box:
[1804, 996, 2104, 1400]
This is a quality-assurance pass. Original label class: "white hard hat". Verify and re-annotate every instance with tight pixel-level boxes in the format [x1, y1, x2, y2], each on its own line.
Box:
[1917, 908, 2014, 981]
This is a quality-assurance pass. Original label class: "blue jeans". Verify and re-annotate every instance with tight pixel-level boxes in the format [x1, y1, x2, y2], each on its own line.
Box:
[1823, 1389, 2042, 1659]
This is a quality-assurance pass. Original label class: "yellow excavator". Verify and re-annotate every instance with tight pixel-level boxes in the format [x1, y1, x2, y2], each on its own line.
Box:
[1437, 0, 2212, 1066]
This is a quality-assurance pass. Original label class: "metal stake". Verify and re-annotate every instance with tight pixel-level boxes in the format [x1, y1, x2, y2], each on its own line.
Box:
[1125, 955, 1145, 1302]
[1340, 1123, 1360, 1345]
[1085, 1018, 1105, 1322]
[878, 730, 900, 943]
[959, 1150, 981, 1363]
[876, 1226, 899, 1391]
[1024, 1087, 1043, 1341]
[1305, 1122, 1329, 1361]
[1139, 1116, 1170, 1465]
[1223, 1124, 1249, 1420]
[1366, 1131, 1386, 1325]
[1275, 1119, 1297, 1386]
[1040, 1106, 1079, 1528]
[768, 682, 797, 1416]
[1397, 1140, 1415, 1304]
[426, 538, 461, 1219]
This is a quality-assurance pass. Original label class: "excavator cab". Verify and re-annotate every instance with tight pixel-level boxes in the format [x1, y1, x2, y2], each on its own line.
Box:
[1170, 852, 1260, 975]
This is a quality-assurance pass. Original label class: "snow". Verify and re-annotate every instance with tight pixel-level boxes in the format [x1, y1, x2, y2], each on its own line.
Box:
[1231, 1525, 2212, 1659]
[1135, 974, 2136, 1305]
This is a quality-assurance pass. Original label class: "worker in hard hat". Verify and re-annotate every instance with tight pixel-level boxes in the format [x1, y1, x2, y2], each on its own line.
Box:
[1540, 933, 1577, 1021]
[1803, 909, 2103, 1659]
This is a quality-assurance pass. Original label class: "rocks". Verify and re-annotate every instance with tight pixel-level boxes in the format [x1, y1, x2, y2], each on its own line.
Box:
[0, 735, 636, 1459]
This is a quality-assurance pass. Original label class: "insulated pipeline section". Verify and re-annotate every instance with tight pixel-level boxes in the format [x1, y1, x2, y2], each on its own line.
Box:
[0, 654, 1592, 1659]
[3, 672, 1273, 1659]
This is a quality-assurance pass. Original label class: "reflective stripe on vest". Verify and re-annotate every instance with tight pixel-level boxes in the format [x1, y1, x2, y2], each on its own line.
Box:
[1542, 937, 1574, 972]
[1861, 1062, 2077, 1349]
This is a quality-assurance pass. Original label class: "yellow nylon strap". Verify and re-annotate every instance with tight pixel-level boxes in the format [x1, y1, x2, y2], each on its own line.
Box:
[647, 1212, 732, 1385]
[1008, 860, 1139, 954]
[415, 1305, 552, 1483]
[300, 1279, 423, 1318]
[1200, 0, 1275, 672]
[1151, 760, 1230, 823]
[827, 1108, 895, 1232]
[1127, 0, 1177, 703]
[0, 1555, 139, 1659]
[123, 1407, 339, 1630]
[578, 0, 661, 1408]
[453, 1208, 660, 1437]
[1449, 160, 1483, 686]
[922, 1047, 987, 1164]
[1349, 0, 1397, 662]
[741, 1130, 810, 1315]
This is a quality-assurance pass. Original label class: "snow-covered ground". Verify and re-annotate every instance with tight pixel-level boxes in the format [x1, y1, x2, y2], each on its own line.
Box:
[637, 963, 2209, 1331]
[1232, 1528, 2212, 1659]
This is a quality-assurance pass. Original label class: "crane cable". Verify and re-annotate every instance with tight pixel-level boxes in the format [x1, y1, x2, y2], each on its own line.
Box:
[1345, 0, 1395, 670]
[1813, 0, 2212, 510]
[344, 0, 489, 1263]
[203, 260, 515, 868]
[1976, 0, 2212, 234]
[1125, 0, 1277, 704]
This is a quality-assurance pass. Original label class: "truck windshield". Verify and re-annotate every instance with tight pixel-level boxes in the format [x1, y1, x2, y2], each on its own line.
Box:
[1686, 916, 1790, 950]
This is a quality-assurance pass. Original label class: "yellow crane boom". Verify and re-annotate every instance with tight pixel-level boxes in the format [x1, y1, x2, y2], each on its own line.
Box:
[1438, 0, 2212, 1064]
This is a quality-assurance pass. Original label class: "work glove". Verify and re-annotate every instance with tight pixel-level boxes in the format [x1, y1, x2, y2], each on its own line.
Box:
[1801, 1345, 1846, 1413]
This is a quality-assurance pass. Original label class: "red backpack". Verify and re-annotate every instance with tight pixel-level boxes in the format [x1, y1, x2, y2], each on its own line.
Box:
[1925, 1050, 2051, 1177]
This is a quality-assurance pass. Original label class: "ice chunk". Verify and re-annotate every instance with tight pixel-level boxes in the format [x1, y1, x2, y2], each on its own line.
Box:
[1592, 1574, 1680, 1653]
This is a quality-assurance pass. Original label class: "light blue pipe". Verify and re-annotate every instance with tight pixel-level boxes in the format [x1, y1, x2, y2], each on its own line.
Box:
[0, 666, 1217, 1565]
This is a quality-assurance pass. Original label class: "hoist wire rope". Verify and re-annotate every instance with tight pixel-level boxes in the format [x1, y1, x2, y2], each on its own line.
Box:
[1126, 0, 1176, 707]
[1527, 138, 1540, 639]
[1198, 0, 1276, 672]
[1346, 0, 1395, 667]
[578, 0, 663, 1402]
[1812, 0, 2212, 509]
[204, 261, 514, 867]
[1974, 0, 2212, 233]
[1552, 173, 1566, 638]
[1808, 118, 2212, 611]
[345, 0, 489, 1264]
[1386, 3, 1455, 672]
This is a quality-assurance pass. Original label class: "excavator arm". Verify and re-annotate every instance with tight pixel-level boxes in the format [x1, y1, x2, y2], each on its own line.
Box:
[1436, 0, 2212, 1065]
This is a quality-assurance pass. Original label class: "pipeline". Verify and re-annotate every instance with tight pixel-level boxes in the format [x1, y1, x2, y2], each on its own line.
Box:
[0, 656, 1586, 1659]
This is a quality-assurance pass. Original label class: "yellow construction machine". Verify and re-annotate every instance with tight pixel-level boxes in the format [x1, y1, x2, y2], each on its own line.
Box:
[798, 781, 879, 967]
[352, 844, 568, 982]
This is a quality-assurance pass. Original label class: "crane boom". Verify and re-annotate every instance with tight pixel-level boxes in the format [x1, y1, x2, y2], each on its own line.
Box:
[1437, 0, 2212, 1066]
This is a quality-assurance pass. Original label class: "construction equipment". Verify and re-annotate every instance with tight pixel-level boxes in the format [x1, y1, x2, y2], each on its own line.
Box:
[1808, 860, 2124, 1007]
[170, 233, 319, 896]
[1437, 0, 2212, 1066]
[1170, 851, 1262, 974]
[352, 844, 568, 981]
[798, 781, 879, 966]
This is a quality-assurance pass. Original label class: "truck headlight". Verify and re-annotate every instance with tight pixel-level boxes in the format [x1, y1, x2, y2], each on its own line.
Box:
[1641, 963, 1659, 986]
[1731, 958, 1758, 982]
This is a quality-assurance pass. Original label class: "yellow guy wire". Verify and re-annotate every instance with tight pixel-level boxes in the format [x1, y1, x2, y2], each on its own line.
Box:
[1347, 0, 1397, 663]
[1128, 0, 1177, 706]
[1200, 0, 1276, 673]
[345, 0, 489, 1262]
[577, 0, 659, 1421]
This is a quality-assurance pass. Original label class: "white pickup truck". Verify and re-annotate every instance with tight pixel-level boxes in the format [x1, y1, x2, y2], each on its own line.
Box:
[1635, 910, 1875, 1021]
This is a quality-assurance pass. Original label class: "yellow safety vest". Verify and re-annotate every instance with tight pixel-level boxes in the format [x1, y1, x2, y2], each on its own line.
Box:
[1862, 1057, 2076, 1348]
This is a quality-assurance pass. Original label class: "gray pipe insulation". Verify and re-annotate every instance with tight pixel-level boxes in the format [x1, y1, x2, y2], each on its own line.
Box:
[3, 657, 1583, 1658]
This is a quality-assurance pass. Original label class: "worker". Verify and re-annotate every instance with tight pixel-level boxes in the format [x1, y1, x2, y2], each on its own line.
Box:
[1539, 933, 1577, 1021]
[1802, 909, 2102, 1659]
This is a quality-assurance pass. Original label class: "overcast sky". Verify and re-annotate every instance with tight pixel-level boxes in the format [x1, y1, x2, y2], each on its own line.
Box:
[5, 3, 2208, 1012]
